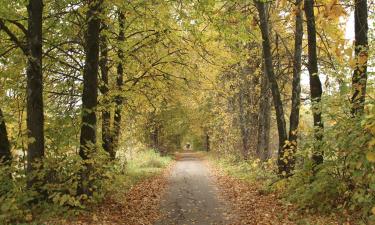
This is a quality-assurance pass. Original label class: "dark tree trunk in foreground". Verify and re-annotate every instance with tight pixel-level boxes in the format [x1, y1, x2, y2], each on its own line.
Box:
[0, 108, 11, 164]
[256, 74, 271, 161]
[351, 0, 368, 115]
[304, 0, 324, 165]
[111, 11, 125, 156]
[99, 23, 113, 158]
[0, 0, 45, 186]
[79, 0, 102, 195]
[26, 0, 45, 187]
[286, 0, 303, 171]
[255, 1, 289, 176]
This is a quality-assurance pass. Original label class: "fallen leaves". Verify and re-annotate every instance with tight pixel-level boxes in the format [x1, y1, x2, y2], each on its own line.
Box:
[208, 162, 354, 225]
[63, 165, 173, 225]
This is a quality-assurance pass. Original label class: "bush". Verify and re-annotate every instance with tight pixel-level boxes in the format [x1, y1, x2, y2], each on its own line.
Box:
[286, 104, 375, 223]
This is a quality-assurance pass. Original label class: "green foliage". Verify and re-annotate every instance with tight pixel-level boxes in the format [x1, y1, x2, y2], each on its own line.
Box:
[105, 149, 172, 198]
[208, 153, 277, 183]
[0, 148, 171, 224]
[128, 150, 171, 170]
[286, 102, 375, 222]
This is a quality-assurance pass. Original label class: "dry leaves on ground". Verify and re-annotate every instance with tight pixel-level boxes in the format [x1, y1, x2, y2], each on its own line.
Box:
[60, 166, 172, 225]
[208, 162, 354, 225]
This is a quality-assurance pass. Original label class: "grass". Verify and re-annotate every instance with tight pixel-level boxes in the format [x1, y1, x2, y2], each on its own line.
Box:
[207, 153, 278, 183]
[109, 149, 172, 195]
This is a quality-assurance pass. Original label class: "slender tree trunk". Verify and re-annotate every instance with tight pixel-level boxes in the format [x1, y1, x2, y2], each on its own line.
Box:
[255, 1, 289, 175]
[112, 11, 125, 155]
[351, 0, 368, 115]
[287, 0, 303, 171]
[151, 126, 159, 151]
[238, 89, 250, 159]
[0, 108, 11, 164]
[304, 0, 324, 165]
[26, 0, 44, 187]
[78, 0, 102, 196]
[205, 133, 210, 152]
[99, 24, 113, 158]
[256, 75, 271, 161]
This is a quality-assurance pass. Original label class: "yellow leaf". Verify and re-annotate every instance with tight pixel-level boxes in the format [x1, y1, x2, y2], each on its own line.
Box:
[368, 139, 375, 148]
[25, 213, 33, 222]
[358, 52, 368, 65]
[348, 58, 356, 68]
[366, 152, 375, 162]
[372, 206, 375, 215]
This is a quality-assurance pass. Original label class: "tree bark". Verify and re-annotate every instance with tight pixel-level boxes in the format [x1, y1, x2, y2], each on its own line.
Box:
[0, 108, 11, 164]
[99, 23, 113, 158]
[111, 11, 125, 155]
[351, 0, 368, 115]
[26, 0, 45, 187]
[287, 0, 303, 171]
[255, 1, 289, 175]
[78, 0, 102, 195]
[238, 88, 250, 159]
[304, 0, 324, 165]
[256, 74, 271, 161]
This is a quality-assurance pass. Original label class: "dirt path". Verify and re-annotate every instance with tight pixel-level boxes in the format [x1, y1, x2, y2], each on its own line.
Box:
[155, 152, 232, 225]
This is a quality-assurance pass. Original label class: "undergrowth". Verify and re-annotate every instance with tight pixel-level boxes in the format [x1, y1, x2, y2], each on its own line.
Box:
[207, 104, 374, 224]
[0, 149, 172, 224]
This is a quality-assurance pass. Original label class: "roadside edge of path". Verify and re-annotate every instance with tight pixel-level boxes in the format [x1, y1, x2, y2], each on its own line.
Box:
[59, 161, 176, 225]
[206, 159, 357, 225]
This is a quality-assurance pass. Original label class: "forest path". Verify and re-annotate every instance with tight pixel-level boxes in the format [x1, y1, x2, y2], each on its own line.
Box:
[155, 152, 232, 225]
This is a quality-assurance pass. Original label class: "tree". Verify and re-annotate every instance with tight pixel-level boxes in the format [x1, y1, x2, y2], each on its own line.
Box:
[0, 108, 11, 164]
[256, 71, 271, 161]
[99, 21, 113, 158]
[112, 10, 125, 155]
[26, 0, 45, 187]
[304, 0, 324, 165]
[255, 1, 289, 175]
[79, 0, 103, 195]
[0, 0, 45, 186]
[286, 0, 303, 171]
[351, 0, 368, 115]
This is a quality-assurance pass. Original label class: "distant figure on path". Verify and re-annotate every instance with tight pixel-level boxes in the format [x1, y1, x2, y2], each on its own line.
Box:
[185, 143, 191, 151]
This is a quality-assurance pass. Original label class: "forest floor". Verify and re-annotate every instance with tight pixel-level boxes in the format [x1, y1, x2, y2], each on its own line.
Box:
[50, 151, 354, 225]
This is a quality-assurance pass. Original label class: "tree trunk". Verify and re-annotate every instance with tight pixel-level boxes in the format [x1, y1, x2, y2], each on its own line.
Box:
[287, 0, 303, 171]
[304, 0, 324, 165]
[255, 1, 289, 176]
[112, 11, 125, 154]
[351, 0, 368, 115]
[26, 0, 45, 187]
[256, 75, 271, 161]
[238, 89, 250, 159]
[99, 23, 113, 158]
[205, 133, 210, 152]
[78, 0, 102, 196]
[151, 125, 159, 151]
[0, 108, 11, 164]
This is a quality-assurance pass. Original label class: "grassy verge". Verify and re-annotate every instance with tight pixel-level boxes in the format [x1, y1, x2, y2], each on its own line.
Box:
[206, 153, 361, 224]
[109, 149, 173, 195]
[206, 153, 277, 184]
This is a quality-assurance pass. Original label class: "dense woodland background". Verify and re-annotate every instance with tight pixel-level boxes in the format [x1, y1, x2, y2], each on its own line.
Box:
[0, 0, 374, 224]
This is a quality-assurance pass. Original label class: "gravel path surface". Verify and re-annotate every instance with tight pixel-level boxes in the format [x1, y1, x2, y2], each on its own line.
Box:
[155, 152, 232, 225]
